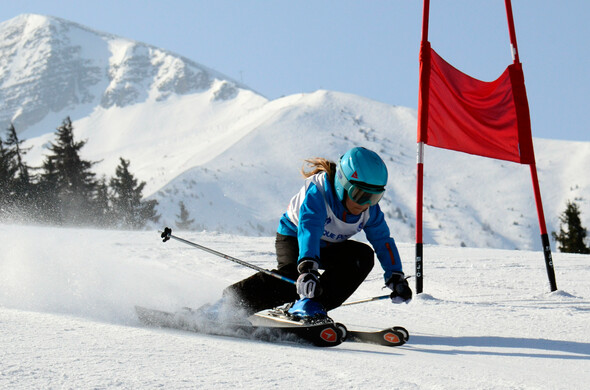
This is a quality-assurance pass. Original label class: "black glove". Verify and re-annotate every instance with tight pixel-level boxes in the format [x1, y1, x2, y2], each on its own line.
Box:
[296, 259, 322, 298]
[386, 271, 412, 304]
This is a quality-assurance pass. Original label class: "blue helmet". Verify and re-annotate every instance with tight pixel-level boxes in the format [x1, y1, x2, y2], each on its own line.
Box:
[334, 147, 388, 206]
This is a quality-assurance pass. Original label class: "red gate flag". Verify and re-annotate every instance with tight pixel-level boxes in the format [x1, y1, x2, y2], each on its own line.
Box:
[417, 43, 535, 165]
[415, 0, 557, 294]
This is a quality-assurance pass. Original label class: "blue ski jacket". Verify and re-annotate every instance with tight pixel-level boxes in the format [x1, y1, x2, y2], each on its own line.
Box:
[277, 172, 403, 281]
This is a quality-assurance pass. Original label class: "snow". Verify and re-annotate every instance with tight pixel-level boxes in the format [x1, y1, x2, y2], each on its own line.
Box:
[16, 86, 590, 250]
[1, 14, 590, 388]
[1, 224, 589, 389]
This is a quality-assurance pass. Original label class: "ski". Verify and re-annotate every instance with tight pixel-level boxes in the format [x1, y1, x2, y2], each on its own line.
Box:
[253, 302, 409, 347]
[345, 326, 409, 347]
[135, 305, 343, 347]
[250, 307, 344, 347]
[135, 305, 408, 348]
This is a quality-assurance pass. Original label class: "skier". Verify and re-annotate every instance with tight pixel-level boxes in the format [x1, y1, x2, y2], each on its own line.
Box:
[217, 146, 412, 318]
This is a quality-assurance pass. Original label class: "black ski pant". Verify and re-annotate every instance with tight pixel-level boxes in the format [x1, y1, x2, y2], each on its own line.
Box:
[223, 233, 375, 315]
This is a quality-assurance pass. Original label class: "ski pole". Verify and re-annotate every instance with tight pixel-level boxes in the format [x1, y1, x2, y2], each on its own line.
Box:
[342, 275, 412, 306]
[341, 294, 390, 306]
[159, 227, 296, 285]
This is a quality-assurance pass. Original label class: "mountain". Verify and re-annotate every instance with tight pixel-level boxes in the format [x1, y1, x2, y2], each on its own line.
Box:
[0, 13, 252, 136]
[1, 14, 589, 251]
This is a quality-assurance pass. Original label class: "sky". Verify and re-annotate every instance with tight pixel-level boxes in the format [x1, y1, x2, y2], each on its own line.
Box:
[1, 0, 589, 142]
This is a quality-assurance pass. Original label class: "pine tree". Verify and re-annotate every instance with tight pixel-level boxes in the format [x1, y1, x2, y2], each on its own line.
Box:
[110, 157, 159, 229]
[175, 201, 195, 230]
[139, 197, 160, 228]
[45, 117, 97, 224]
[0, 137, 17, 218]
[4, 124, 33, 213]
[92, 176, 113, 227]
[552, 200, 590, 254]
[36, 156, 61, 223]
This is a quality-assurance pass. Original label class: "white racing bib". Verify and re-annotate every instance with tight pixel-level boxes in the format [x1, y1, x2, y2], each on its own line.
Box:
[286, 173, 370, 243]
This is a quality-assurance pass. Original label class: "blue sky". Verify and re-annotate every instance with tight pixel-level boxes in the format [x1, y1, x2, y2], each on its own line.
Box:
[1, 0, 588, 142]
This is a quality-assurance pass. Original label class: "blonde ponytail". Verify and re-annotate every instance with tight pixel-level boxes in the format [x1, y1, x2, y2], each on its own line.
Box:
[301, 157, 337, 182]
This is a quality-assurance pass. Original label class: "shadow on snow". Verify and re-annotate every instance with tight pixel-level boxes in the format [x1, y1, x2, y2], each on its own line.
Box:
[409, 335, 590, 360]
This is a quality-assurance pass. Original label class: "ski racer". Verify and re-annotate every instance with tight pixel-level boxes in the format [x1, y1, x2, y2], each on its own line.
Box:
[221, 146, 412, 316]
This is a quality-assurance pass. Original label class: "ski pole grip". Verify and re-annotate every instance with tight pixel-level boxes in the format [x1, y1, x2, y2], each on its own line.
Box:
[161, 227, 172, 242]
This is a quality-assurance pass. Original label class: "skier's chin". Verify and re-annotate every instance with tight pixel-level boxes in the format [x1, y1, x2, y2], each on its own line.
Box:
[345, 198, 369, 215]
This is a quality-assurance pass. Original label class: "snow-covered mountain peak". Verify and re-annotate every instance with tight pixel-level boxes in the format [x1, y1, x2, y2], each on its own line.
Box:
[0, 13, 255, 135]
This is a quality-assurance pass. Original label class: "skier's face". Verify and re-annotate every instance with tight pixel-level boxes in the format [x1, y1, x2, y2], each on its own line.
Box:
[345, 196, 370, 215]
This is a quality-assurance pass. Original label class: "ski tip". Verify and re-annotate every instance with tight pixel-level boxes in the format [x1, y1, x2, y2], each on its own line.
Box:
[346, 326, 409, 347]
[392, 326, 410, 343]
[381, 329, 405, 346]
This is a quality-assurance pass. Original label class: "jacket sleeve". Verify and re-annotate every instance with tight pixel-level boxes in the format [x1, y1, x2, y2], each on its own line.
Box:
[363, 205, 403, 281]
[296, 182, 327, 265]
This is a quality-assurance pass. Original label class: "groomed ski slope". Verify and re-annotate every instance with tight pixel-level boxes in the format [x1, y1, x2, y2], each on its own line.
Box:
[1, 224, 589, 389]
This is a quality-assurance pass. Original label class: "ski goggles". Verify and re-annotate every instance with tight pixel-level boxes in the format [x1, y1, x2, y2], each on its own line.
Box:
[339, 176, 385, 206]
[346, 183, 385, 206]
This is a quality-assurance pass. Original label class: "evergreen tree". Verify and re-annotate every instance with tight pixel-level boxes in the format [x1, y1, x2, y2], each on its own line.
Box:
[110, 157, 159, 229]
[552, 200, 590, 254]
[45, 117, 97, 224]
[4, 124, 33, 213]
[175, 201, 195, 230]
[92, 176, 113, 227]
[0, 138, 17, 218]
[35, 156, 61, 223]
[139, 197, 160, 228]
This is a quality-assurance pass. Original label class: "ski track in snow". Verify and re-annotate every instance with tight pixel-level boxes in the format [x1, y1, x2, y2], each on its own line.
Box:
[1, 224, 589, 389]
